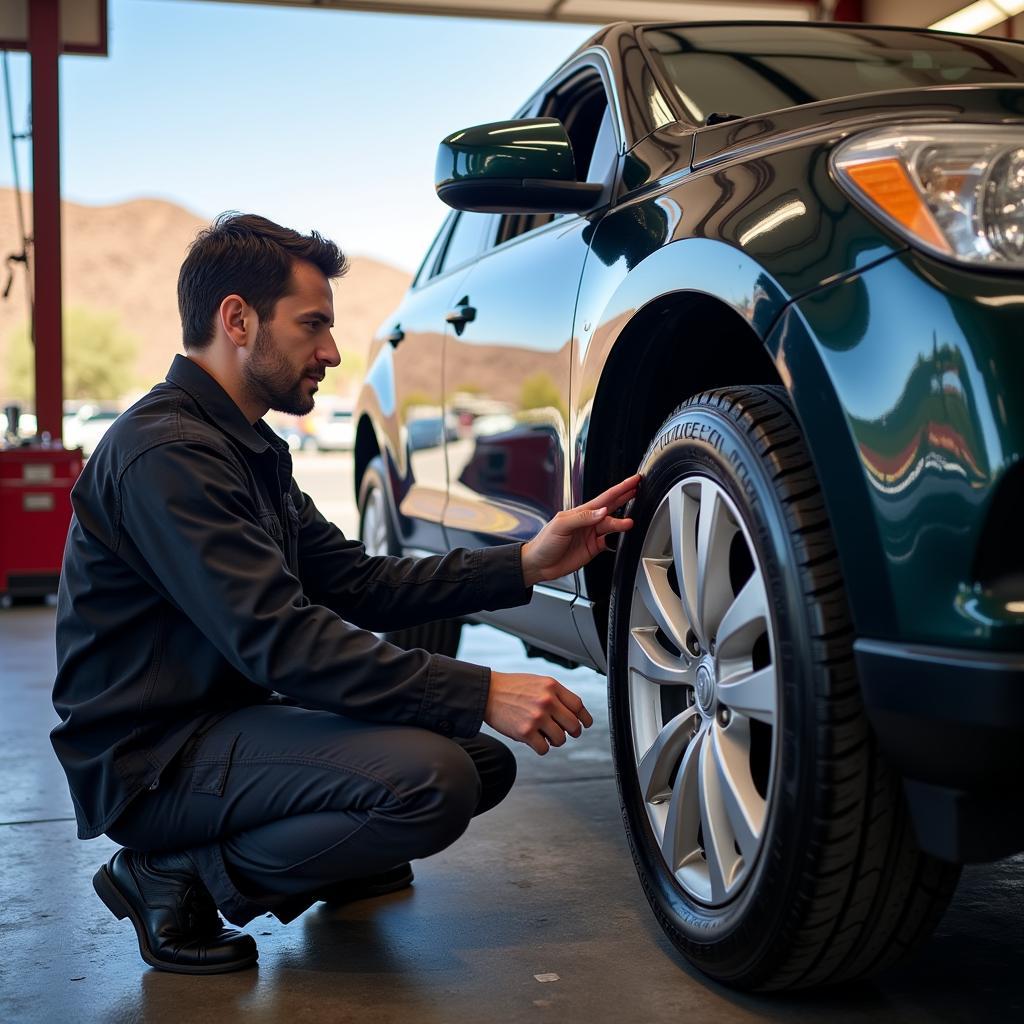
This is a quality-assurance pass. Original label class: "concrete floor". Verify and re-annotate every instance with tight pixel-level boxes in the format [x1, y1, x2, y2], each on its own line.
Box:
[2, 605, 1024, 1023]
[3, 456, 1023, 1021]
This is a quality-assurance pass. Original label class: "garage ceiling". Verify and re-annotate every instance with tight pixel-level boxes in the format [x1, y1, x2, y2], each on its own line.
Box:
[177, 0, 821, 27]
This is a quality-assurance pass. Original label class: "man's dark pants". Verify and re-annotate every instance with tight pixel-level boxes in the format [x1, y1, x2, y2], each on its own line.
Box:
[106, 704, 516, 926]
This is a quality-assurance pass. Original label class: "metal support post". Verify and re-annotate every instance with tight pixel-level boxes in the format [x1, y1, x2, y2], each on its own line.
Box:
[28, 0, 63, 443]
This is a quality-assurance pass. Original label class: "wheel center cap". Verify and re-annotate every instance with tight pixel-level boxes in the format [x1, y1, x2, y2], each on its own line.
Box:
[695, 662, 716, 714]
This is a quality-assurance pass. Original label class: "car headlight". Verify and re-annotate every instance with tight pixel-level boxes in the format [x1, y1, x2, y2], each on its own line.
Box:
[832, 125, 1024, 268]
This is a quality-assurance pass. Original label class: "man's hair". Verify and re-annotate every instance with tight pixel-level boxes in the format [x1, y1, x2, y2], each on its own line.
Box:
[178, 212, 348, 350]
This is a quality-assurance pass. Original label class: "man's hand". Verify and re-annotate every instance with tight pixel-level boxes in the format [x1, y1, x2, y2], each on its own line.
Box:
[520, 474, 640, 587]
[484, 670, 594, 756]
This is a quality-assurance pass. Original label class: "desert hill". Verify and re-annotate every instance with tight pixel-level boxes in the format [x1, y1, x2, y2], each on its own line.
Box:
[0, 188, 412, 402]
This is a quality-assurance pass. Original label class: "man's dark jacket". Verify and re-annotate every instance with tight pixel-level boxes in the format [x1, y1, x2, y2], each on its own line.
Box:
[52, 355, 532, 840]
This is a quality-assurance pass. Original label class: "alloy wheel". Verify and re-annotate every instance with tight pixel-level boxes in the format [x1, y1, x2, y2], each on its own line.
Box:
[627, 475, 778, 906]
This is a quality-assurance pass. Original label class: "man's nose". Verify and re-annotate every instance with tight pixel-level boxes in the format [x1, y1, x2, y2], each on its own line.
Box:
[321, 332, 342, 368]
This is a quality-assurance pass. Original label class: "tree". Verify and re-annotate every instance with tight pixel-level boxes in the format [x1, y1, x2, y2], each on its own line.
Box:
[519, 371, 566, 421]
[6, 307, 139, 403]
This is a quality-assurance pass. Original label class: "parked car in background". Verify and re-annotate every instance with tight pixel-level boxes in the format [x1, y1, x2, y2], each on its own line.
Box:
[313, 406, 356, 451]
[62, 406, 120, 456]
[266, 407, 355, 452]
[266, 412, 317, 451]
[353, 20, 1024, 991]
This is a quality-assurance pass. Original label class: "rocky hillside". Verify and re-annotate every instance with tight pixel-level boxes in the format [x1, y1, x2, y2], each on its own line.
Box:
[0, 188, 411, 402]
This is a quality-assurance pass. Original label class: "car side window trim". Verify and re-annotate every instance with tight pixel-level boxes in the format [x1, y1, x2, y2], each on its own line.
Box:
[559, 52, 627, 159]
[411, 213, 456, 290]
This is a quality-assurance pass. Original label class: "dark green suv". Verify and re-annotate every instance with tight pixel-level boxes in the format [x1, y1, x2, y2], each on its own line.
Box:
[353, 21, 1024, 990]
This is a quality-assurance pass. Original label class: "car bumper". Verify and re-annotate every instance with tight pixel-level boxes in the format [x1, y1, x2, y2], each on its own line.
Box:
[855, 638, 1024, 864]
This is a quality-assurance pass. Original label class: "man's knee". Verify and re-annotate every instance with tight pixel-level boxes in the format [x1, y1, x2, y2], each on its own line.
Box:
[393, 737, 480, 858]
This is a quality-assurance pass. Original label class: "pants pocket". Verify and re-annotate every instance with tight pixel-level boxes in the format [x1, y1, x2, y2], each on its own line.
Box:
[190, 731, 241, 797]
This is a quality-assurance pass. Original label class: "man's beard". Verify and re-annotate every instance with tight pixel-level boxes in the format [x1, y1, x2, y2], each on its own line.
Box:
[242, 321, 318, 416]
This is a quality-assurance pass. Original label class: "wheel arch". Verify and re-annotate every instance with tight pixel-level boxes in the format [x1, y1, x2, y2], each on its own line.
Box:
[579, 290, 786, 648]
[353, 412, 381, 506]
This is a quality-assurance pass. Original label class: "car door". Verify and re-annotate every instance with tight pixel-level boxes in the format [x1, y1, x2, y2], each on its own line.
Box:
[440, 64, 621, 657]
[383, 209, 495, 553]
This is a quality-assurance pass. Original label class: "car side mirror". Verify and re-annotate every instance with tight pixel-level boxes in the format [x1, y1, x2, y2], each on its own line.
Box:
[435, 117, 604, 215]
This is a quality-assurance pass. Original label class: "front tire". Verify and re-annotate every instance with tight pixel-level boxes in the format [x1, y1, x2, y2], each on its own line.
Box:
[358, 457, 462, 657]
[607, 386, 959, 990]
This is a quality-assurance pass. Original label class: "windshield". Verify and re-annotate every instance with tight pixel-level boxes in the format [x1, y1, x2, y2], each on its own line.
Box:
[642, 25, 1024, 125]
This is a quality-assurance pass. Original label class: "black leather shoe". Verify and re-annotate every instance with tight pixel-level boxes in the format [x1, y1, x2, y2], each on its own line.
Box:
[93, 849, 258, 974]
[314, 862, 414, 905]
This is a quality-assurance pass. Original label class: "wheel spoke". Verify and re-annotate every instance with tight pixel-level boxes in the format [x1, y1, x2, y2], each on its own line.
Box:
[628, 626, 692, 686]
[718, 666, 776, 725]
[637, 557, 690, 655]
[670, 483, 701, 648]
[711, 723, 764, 861]
[661, 726, 705, 872]
[363, 489, 389, 556]
[695, 479, 737, 644]
[698, 731, 730, 903]
[638, 705, 701, 802]
[716, 568, 768, 660]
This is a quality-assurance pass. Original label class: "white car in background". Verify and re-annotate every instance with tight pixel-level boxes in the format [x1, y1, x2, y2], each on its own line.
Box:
[63, 406, 120, 456]
[312, 407, 355, 452]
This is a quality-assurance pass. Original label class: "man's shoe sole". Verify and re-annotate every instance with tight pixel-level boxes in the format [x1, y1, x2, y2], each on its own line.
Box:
[93, 864, 259, 975]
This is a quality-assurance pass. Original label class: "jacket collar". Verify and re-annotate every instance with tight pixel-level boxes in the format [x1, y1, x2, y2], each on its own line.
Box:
[166, 354, 282, 454]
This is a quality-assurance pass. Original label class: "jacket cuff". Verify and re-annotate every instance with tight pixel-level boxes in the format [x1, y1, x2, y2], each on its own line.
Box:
[419, 654, 491, 738]
[475, 542, 534, 611]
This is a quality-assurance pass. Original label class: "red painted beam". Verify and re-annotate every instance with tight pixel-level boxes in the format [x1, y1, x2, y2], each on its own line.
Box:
[832, 1, 864, 21]
[28, 0, 63, 444]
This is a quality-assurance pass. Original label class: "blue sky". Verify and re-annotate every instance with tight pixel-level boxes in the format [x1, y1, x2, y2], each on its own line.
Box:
[1, 0, 596, 270]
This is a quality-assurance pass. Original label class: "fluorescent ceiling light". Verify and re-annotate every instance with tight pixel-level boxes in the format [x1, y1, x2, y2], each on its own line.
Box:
[931, 0, 1024, 34]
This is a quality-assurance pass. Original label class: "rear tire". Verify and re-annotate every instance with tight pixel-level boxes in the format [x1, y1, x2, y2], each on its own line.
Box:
[607, 386, 959, 990]
[358, 457, 463, 658]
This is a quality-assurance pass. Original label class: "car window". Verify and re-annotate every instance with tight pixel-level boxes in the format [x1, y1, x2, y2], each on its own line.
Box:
[498, 69, 613, 246]
[560, 84, 611, 183]
[586, 104, 618, 185]
[435, 211, 495, 277]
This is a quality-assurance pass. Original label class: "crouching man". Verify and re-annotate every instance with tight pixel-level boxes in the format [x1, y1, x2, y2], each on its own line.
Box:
[51, 212, 638, 974]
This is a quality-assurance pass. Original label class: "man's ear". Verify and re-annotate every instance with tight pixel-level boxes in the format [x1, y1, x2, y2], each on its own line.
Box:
[219, 294, 254, 350]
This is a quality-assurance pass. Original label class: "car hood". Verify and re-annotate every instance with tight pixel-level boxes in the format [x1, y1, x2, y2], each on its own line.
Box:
[691, 84, 1024, 169]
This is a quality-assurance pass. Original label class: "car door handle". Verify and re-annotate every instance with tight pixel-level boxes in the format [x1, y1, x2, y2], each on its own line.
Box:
[388, 324, 405, 347]
[445, 298, 476, 335]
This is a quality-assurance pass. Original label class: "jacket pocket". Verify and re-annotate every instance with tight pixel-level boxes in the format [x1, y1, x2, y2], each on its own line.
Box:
[257, 508, 284, 544]
[190, 730, 241, 797]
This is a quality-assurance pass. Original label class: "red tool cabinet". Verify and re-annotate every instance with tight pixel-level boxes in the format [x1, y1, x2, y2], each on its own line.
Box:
[0, 445, 82, 599]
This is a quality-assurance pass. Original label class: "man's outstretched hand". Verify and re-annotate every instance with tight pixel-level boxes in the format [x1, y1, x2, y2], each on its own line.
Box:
[485, 670, 594, 756]
[484, 474, 638, 755]
[520, 474, 640, 587]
